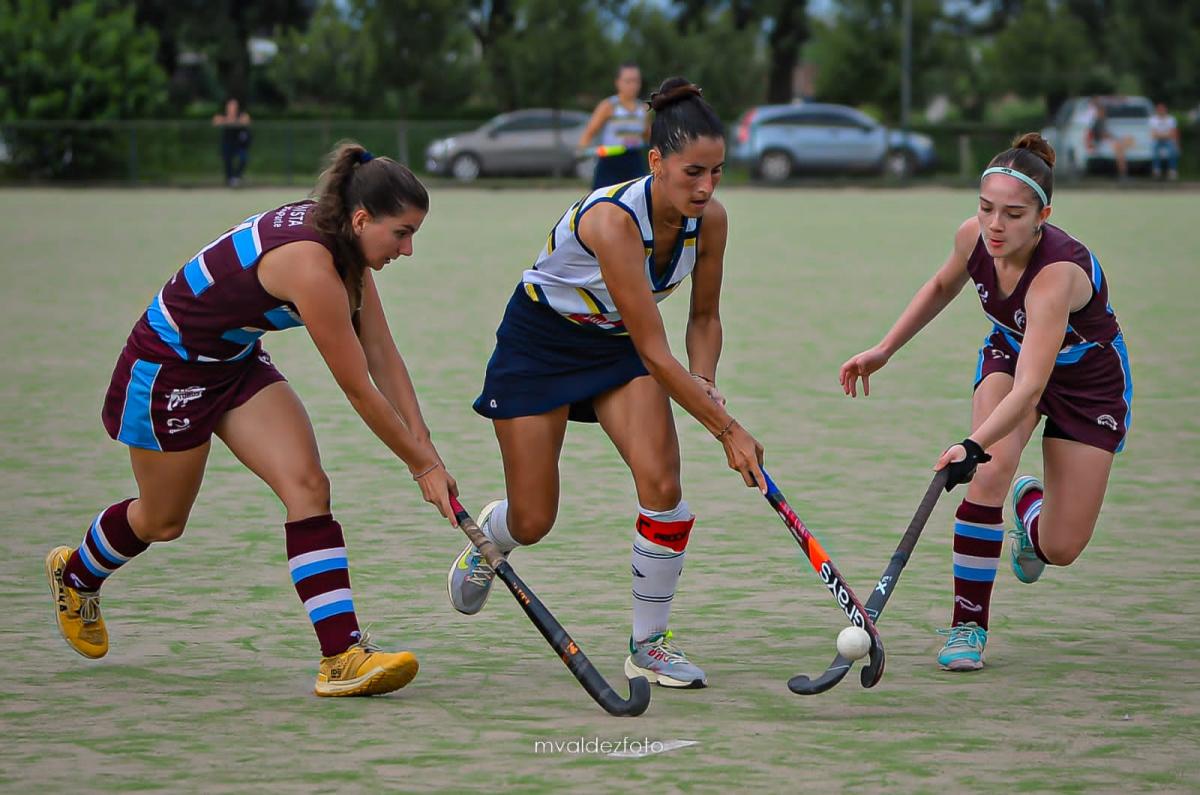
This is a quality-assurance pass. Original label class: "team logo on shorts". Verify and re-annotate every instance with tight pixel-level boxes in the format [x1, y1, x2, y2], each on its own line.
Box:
[1013, 309, 1026, 329]
[166, 417, 191, 434]
[167, 386, 205, 411]
[1096, 414, 1118, 431]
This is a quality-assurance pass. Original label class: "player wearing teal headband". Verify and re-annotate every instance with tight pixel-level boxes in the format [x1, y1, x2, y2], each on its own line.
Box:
[840, 132, 1133, 672]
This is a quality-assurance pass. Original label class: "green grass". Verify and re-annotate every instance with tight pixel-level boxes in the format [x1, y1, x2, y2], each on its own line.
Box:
[1, 186, 1198, 792]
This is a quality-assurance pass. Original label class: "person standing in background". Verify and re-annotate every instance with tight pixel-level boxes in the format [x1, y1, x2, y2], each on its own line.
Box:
[213, 98, 252, 187]
[578, 63, 650, 189]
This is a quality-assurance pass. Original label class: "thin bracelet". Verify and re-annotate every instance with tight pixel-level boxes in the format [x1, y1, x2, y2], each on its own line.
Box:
[690, 372, 715, 385]
[714, 418, 737, 441]
[412, 461, 441, 481]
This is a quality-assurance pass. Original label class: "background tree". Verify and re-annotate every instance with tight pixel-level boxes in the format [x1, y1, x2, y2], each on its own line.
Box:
[0, 0, 168, 177]
[621, 3, 765, 119]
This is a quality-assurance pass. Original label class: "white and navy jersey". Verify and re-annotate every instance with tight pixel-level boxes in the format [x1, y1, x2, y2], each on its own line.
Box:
[521, 176, 701, 335]
[600, 96, 647, 150]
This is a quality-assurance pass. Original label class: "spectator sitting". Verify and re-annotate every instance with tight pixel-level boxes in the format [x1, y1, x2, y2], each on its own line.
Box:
[1149, 102, 1180, 181]
[1084, 99, 1133, 181]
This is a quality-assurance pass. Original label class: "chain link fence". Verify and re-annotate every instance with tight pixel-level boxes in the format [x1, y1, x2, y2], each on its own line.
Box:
[2, 119, 1196, 185]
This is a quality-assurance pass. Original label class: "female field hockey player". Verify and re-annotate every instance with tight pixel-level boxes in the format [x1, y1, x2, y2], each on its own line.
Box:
[840, 133, 1132, 672]
[578, 62, 651, 189]
[45, 142, 459, 697]
[448, 78, 765, 689]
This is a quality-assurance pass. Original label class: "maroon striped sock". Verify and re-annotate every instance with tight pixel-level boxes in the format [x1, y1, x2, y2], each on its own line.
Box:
[61, 499, 148, 592]
[285, 514, 360, 657]
[1028, 515, 1050, 564]
[951, 500, 1005, 630]
[1016, 487, 1051, 564]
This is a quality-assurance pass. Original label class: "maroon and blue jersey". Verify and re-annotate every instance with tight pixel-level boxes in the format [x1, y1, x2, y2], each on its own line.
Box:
[968, 223, 1133, 453]
[127, 201, 332, 363]
[966, 223, 1121, 365]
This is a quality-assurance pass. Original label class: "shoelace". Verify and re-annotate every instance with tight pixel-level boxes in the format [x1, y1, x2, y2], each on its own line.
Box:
[936, 625, 980, 649]
[351, 628, 382, 654]
[647, 630, 689, 663]
[78, 592, 101, 623]
[464, 552, 496, 587]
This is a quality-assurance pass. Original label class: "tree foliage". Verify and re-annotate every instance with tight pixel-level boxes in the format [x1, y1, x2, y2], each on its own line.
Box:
[0, 0, 168, 176]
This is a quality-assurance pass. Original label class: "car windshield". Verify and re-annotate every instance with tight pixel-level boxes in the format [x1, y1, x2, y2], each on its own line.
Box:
[1104, 102, 1150, 119]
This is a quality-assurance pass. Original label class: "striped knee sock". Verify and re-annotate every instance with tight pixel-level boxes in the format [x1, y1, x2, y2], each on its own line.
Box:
[61, 499, 149, 591]
[631, 501, 694, 642]
[951, 500, 1005, 629]
[285, 514, 360, 658]
[1017, 487, 1050, 564]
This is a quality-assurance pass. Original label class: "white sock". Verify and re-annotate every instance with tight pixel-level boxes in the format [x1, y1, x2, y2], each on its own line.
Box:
[631, 500, 692, 642]
[482, 500, 519, 554]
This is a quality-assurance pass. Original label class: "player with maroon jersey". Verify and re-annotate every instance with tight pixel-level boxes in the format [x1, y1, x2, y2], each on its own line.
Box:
[839, 133, 1133, 672]
[45, 142, 458, 697]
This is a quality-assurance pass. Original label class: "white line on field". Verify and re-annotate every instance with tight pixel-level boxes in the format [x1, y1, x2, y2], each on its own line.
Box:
[607, 739, 699, 759]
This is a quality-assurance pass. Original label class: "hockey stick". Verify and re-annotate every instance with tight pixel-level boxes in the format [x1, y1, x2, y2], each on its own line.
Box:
[450, 497, 651, 717]
[759, 469, 886, 688]
[788, 469, 948, 694]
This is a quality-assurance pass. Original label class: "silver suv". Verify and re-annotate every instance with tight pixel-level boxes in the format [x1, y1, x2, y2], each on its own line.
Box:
[729, 103, 937, 181]
[425, 109, 591, 181]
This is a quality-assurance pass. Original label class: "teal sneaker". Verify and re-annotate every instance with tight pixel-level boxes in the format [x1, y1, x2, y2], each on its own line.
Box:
[446, 500, 505, 615]
[936, 622, 988, 671]
[624, 629, 707, 688]
[1010, 475, 1046, 584]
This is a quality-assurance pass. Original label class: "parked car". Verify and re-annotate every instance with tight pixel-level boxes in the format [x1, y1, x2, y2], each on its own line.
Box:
[425, 109, 592, 181]
[729, 103, 937, 181]
[1041, 96, 1155, 176]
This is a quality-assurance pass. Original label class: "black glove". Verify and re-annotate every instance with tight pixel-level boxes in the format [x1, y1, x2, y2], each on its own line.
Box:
[944, 438, 992, 491]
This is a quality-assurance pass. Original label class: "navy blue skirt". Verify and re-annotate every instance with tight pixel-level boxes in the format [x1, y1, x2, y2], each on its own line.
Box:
[473, 286, 649, 422]
[592, 148, 647, 190]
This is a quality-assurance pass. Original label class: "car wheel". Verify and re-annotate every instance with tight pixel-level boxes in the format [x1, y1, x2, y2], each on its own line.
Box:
[450, 153, 482, 182]
[883, 149, 915, 179]
[758, 150, 793, 182]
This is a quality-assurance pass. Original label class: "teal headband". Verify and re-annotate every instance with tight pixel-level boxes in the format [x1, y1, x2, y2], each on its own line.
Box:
[981, 166, 1048, 206]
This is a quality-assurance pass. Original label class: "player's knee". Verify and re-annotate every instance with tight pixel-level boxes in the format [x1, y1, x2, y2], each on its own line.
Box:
[507, 504, 556, 545]
[969, 456, 1017, 503]
[1039, 533, 1085, 566]
[636, 472, 682, 510]
[282, 469, 331, 514]
[139, 514, 189, 542]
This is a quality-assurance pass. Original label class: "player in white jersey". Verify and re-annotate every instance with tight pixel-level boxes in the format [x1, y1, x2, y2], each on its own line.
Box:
[449, 78, 764, 689]
[579, 62, 651, 189]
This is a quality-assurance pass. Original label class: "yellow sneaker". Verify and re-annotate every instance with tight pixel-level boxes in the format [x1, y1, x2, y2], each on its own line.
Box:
[45, 546, 108, 659]
[314, 632, 418, 697]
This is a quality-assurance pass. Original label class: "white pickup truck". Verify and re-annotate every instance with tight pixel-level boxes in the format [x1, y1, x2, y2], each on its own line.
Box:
[1041, 96, 1155, 176]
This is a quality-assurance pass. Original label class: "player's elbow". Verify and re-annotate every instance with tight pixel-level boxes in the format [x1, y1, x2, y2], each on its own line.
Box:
[687, 310, 720, 330]
[1011, 380, 1045, 413]
[338, 376, 377, 410]
[637, 346, 675, 378]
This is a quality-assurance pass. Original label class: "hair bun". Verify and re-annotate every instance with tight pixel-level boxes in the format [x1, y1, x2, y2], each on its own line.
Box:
[649, 78, 703, 112]
[1012, 132, 1055, 169]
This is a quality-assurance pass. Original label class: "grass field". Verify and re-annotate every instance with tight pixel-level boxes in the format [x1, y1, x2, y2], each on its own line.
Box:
[2, 186, 1198, 793]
